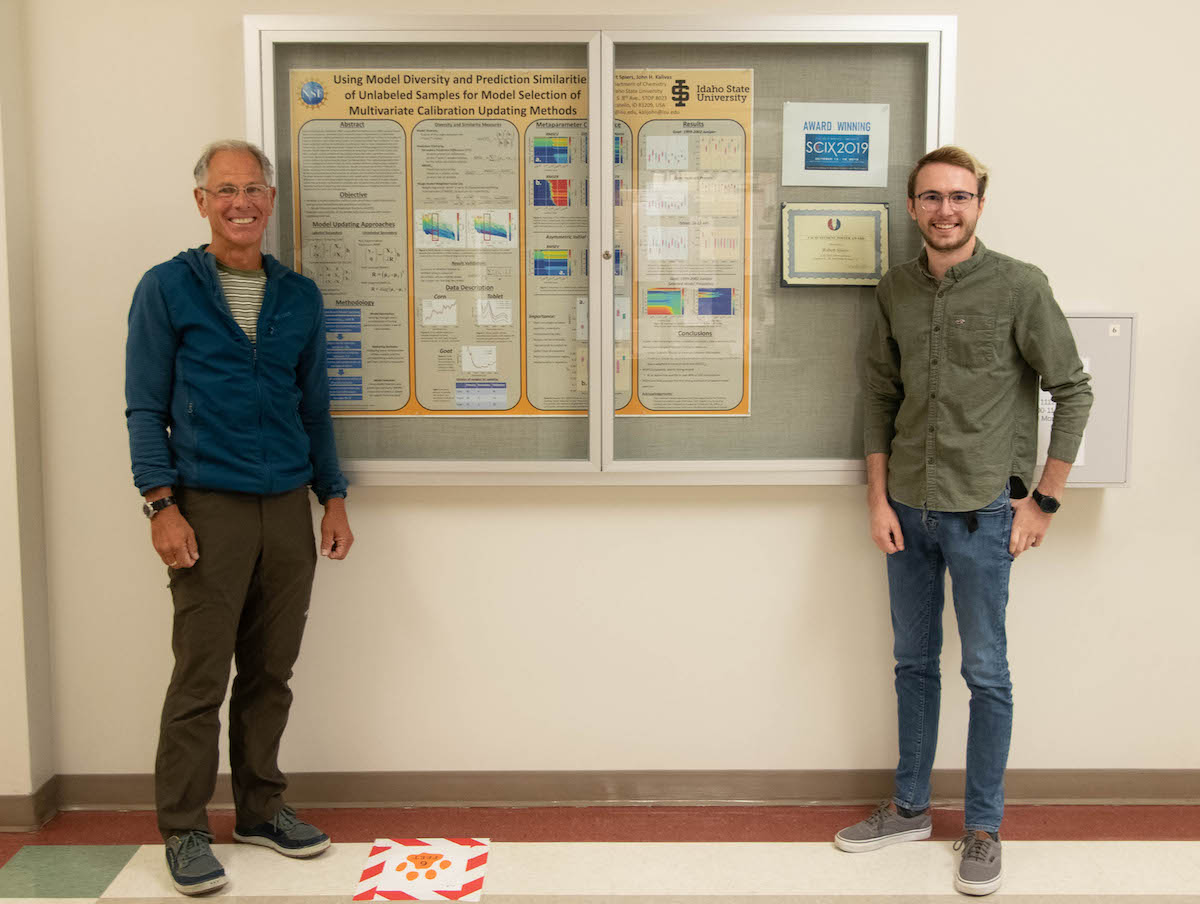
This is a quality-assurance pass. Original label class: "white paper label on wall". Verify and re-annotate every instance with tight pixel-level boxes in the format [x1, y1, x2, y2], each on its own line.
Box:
[781, 102, 890, 187]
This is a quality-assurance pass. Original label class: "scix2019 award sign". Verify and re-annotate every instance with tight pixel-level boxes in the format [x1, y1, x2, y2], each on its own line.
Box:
[781, 102, 890, 187]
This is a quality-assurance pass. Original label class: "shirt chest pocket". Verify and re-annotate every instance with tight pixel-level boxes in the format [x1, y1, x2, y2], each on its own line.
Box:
[946, 310, 997, 366]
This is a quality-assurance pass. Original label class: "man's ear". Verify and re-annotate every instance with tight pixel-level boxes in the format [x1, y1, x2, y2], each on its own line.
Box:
[194, 187, 208, 218]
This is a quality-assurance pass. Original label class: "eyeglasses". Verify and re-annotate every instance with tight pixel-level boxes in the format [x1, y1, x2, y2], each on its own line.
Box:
[201, 183, 271, 202]
[914, 190, 978, 211]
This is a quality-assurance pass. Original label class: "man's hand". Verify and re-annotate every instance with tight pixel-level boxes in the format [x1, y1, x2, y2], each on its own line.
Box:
[1009, 496, 1052, 558]
[151, 507, 199, 568]
[865, 452, 903, 554]
[869, 498, 905, 554]
[320, 497, 353, 560]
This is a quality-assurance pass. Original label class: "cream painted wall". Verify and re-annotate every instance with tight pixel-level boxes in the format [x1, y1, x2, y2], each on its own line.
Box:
[0, 0, 53, 798]
[13, 0, 1198, 789]
[0, 70, 34, 798]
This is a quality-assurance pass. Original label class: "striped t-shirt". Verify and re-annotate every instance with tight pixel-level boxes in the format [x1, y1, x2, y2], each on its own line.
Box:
[215, 260, 267, 343]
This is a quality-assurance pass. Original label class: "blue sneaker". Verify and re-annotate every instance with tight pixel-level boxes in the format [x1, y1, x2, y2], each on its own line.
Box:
[165, 831, 228, 895]
[233, 806, 331, 858]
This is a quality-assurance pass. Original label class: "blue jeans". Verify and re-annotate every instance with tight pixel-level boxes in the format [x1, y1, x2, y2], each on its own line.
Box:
[887, 486, 1014, 833]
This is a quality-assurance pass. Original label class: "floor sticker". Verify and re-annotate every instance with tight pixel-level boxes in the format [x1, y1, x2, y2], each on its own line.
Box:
[354, 838, 489, 901]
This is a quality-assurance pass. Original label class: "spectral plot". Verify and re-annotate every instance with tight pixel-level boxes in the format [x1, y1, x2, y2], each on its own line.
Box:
[533, 136, 571, 164]
[533, 249, 572, 276]
[646, 287, 684, 316]
[697, 288, 734, 316]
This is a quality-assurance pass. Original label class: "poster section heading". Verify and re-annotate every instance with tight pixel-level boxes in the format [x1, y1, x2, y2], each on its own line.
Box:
[325, 71, 586, 119]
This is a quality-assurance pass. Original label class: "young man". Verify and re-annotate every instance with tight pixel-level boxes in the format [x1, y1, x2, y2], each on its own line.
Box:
[126, 140, 353, 894]
[835, 146, 1092, 896]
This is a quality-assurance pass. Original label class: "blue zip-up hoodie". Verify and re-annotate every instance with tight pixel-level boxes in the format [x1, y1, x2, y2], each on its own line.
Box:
[125, 247, 347, 503]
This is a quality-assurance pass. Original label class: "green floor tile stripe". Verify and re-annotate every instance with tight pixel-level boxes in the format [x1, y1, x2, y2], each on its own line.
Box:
[0, 846, 140, 898]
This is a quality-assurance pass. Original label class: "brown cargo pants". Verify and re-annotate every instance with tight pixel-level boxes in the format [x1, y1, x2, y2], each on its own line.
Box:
[155, 486, 317, 840]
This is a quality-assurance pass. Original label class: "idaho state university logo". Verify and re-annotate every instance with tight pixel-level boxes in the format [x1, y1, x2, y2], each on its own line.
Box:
[827, 218, 842, 231]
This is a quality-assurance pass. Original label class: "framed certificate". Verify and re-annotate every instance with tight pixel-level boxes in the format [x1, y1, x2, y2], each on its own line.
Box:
[781, 201, 889, 286]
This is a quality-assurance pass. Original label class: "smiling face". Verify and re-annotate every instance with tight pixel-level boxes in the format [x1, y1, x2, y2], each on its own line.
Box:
[907, 161, 985, 257]
[193, 149, 276, 264]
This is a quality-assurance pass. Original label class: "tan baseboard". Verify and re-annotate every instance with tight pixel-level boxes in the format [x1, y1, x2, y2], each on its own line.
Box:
[0, 775, 59, 831]
[47, 769, 1200, 812]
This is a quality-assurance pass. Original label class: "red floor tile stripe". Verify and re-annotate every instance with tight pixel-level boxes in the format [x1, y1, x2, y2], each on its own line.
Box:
[2, 804, 1197, 869]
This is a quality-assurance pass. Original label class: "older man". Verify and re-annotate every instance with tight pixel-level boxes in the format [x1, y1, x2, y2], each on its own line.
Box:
[835, 146, 1092, 896]
[126, 140, 352, 895]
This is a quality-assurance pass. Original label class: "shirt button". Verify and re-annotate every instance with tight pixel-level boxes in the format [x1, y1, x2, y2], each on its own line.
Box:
[933, 325, 941, 332]
[927, 457, 934, 464]
[930, 391, 937, 399]
[928, 426, 935, 433]
[931, 357, 939, 365]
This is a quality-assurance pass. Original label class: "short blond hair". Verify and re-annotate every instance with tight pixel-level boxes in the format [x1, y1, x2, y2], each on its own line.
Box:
[907, 145, 989, 199]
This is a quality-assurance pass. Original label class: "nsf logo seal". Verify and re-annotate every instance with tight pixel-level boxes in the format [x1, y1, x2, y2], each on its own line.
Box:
[827, 218, 842, 231]
[299, 80, 326, 108]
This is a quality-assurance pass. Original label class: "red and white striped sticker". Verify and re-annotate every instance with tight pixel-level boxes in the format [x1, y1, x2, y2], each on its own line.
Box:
[354, 838, 489, 901]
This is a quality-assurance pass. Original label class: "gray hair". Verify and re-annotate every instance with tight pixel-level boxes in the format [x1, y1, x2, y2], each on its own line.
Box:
[193, 140, 275, 187]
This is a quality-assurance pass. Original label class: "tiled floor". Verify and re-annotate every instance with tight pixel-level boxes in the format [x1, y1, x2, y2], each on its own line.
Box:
[2, 806, 1198, 902]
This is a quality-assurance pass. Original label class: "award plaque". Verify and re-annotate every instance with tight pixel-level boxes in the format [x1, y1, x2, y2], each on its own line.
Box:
[781, 201, 888, 286]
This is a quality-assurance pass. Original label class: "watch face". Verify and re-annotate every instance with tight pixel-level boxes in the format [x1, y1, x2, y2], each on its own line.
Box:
[1036, 492, 1060, 513]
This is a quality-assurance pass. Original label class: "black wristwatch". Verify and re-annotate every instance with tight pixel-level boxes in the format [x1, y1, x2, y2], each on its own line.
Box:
[1031, 488, 1061, 514]
[143, 496, 177, 519]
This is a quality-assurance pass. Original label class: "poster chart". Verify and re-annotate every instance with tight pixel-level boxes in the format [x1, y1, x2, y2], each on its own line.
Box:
[291, 69, 588, 415]
[614, 69, 753, 415]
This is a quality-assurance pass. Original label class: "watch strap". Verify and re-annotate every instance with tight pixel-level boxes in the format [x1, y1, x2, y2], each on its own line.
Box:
[143, 495, 177, 519]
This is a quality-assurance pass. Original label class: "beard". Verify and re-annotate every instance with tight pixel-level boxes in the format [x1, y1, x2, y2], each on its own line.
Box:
[920, 217, 977, 253]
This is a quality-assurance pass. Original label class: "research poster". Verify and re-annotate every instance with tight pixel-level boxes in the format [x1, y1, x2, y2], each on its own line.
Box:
[291, 68, 588, 415]
[290, 67, 751, 416]
[615, 69, 753, 414]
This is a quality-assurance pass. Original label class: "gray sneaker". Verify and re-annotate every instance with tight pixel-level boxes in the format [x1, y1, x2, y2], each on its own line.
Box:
[954, 831, 1002, 896]
[165, 831, 228, 895]
[834, 802, 933, 852]
[233, 806, 331, 858]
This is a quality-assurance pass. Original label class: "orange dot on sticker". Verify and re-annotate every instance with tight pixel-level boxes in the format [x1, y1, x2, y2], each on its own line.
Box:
[425, 869, 436, 879]
[406, 871, 418, 880]
[439, 860, 451, 869]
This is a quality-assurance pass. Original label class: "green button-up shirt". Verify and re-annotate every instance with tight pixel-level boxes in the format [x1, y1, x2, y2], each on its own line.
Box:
[864, 239, 1093, 512]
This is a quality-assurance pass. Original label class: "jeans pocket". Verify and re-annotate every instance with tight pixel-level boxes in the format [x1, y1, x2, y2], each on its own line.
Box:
[975, 490, 1010, 515]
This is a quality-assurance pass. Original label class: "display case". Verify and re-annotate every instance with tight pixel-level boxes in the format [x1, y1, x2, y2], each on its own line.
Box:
[244, 15, 957, 484]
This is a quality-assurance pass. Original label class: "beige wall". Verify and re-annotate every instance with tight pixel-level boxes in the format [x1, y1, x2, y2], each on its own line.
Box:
[3, 0, 1196, 792]
[0, 0, 52, 798]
